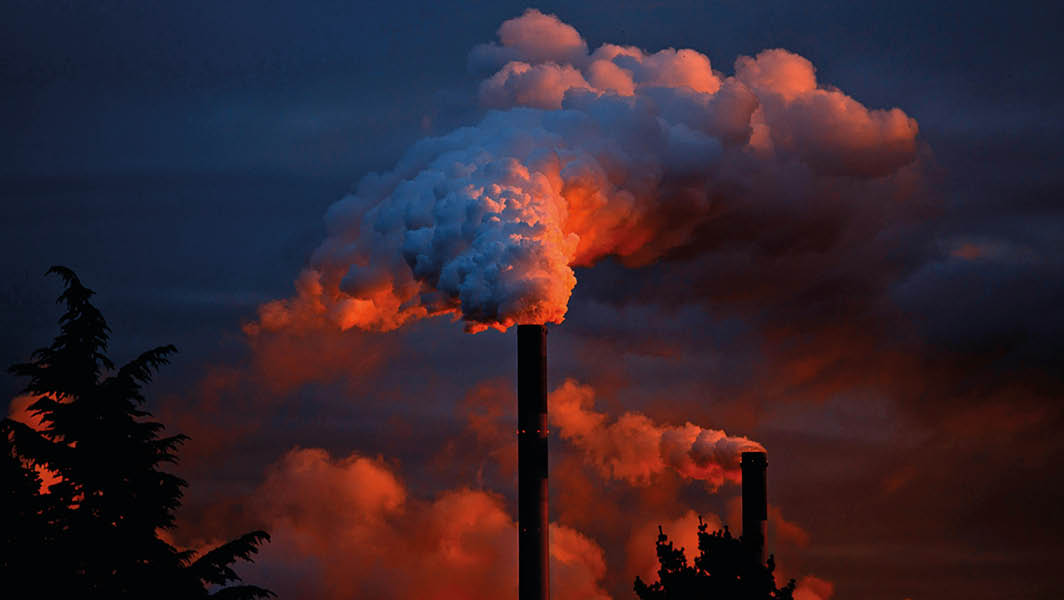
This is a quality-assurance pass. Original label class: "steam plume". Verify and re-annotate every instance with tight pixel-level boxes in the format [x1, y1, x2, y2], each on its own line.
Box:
[252, 9, 919, 334]
[238, 447, 610, 600]
[550, 379, 763, 489]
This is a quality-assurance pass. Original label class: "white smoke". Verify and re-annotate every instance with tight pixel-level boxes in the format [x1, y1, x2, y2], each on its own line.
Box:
[550, 379, 764, 489]
[252, 8, 919, 334]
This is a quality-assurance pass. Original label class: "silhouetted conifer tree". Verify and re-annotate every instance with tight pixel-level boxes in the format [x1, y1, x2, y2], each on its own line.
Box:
[634, 517, 796, 600]
[2, 266, 273, 599]
[1, 417, 50, 586]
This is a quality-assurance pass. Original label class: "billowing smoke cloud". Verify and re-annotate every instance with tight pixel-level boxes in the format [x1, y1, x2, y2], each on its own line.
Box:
[253, 8, 919, 333]
[794, 575, 835, 600]
[166, 372, 821, 600]
[625, 509, 719, 583]
[451, 377, 764, 490]
[224, 447, 611, 600]
[550, 379, 763, 489]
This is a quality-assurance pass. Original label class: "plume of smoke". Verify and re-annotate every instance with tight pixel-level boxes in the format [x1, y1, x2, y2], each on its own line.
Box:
[229, 447, 610, 600]
[253, 8, 920, 334]
[166, 379, 822, 600]
[549, 379, 763, 489]
[794, 575, 835, 600]
[625, 509, 721, 583]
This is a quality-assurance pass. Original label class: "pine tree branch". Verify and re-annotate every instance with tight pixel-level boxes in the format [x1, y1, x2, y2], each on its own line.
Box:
[189, 531, 272, 586]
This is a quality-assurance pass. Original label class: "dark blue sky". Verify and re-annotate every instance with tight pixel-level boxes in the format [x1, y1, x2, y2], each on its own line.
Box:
[5, 1, 1060, 177]
[3, 2, 1063, 599]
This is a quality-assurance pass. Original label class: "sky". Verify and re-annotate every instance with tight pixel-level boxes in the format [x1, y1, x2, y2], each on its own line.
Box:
[3, 2, 1063, 599]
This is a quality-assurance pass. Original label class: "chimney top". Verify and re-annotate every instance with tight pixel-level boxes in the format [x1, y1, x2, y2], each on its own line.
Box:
[741, 451, 767, 466]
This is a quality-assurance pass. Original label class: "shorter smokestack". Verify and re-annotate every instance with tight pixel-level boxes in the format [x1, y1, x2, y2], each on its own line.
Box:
[741, 451, 767, 563]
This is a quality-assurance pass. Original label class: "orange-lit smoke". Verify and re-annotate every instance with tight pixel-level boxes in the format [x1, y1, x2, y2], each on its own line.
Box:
[624, 509, 722, 583]
[231, 447, 610, 600]
[166, 372, 826, 599]
[253, 8, 920, 334]
[795, 575, 836, 600]
[194, 446, 820, 600]
[550, 379, 764, 490]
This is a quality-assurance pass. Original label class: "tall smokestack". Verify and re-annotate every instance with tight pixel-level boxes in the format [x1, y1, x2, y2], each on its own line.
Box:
[517, 324, 549, 600]
[741, 451, 768, 563]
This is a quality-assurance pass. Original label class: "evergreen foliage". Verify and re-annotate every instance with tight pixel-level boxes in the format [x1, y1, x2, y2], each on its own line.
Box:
[2, 267, 273, 599]
[634, 517, 796, 600]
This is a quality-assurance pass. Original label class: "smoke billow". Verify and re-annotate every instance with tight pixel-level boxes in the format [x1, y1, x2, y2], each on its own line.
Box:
[550, 379, 763, 489]
[794, 576, 835, 600]
[251, 8, 920, 334]
[232, 447, 611, 600]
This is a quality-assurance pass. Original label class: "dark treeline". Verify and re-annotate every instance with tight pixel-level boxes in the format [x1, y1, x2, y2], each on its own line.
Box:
[634, 517, 796, 600]
[1, 267, 272, 599]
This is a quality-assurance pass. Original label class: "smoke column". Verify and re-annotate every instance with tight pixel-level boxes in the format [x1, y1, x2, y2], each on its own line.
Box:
[549, 379, 764, 489]
[517, 324, 549, 600]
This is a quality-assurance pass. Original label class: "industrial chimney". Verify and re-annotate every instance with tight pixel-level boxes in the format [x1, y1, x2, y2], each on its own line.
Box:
[741, 451, 768, 563]
[517, 324, 549, 600]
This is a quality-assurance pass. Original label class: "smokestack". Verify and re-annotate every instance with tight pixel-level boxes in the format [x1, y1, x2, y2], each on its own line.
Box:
[517, 324, 549, 600]
[741, 451, 767, 563]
